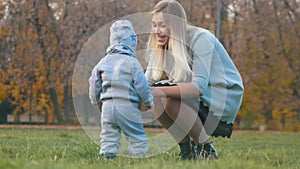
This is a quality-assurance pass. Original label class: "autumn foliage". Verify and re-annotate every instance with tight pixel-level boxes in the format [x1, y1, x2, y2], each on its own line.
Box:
[0, 0, 299, 131]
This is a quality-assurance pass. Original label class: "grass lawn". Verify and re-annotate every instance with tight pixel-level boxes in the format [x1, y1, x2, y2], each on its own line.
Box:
[0, 126, 299, 169]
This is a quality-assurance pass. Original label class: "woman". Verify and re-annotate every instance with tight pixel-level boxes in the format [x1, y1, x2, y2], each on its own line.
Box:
[145, 0, 244, 160]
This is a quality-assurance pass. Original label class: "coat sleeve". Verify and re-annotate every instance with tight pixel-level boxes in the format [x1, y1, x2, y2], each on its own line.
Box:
[190, 30, 214, 95]
[132, 59, 154, 107]
[88, 63, 103, 104]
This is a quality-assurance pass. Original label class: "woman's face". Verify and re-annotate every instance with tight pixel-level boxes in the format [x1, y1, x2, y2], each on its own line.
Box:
[152, 12, 170, 46]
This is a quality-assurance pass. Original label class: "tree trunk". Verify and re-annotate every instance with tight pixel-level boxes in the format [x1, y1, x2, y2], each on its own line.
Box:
[32, 1, 65, 124]
[63, 83, 72, 124]
[272, 0, 287, 57]
[50, 87, 64, 124]
[189, 0, 194, 21]
[0, 99, 9, 124]
[44, 106, 48, 124]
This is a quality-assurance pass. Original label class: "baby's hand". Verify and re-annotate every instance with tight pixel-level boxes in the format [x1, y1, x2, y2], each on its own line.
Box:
[139, 104, 148, 111]
[140, 104, 154, 112]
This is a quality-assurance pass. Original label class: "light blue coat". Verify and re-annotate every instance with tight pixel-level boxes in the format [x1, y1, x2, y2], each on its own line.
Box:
[88, 44, 153, 155]
[89, 45, 153, 107]
[187, 26, 244, 124]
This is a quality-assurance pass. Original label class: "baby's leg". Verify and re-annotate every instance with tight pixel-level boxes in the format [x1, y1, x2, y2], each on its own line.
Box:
[100, 102, 122, 155]
[116, 103, 148, 156]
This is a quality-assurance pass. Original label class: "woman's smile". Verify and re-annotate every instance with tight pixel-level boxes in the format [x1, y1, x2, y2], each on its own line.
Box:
[152, 12, 170, 46]
[156, 35, 168, 44]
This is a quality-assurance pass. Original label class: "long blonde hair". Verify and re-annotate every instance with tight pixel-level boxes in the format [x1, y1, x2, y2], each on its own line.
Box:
[146, 0, 192, 83]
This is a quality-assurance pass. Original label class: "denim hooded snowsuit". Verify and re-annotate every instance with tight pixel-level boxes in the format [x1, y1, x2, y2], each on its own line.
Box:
[89, 20, 153, 156]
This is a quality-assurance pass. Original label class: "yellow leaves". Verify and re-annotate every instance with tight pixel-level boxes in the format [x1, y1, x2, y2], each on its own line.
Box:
[0, 0, 298, 128]
[0, 83, 7, 101]
[10, 85, 20, 102]
[0, 70, 8, 101]
[272, 105, 299, 131]
[0, 30, 4, 37]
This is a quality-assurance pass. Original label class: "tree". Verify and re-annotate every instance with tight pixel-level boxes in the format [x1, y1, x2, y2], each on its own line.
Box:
[0, 0, 299, 130]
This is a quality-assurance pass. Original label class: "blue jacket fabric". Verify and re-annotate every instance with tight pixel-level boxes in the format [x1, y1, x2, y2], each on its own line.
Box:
[89, 44, 153, 107]
[187, 25, 244, 124]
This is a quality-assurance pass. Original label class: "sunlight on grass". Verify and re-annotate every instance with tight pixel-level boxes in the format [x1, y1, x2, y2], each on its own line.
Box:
[0, 128, 299, 169]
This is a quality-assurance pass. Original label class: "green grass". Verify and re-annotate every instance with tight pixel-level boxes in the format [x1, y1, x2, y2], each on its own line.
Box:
[0, 128, 299, 169]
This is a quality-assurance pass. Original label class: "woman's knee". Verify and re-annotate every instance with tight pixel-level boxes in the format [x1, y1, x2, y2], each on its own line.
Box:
[165, 98, 181, 113]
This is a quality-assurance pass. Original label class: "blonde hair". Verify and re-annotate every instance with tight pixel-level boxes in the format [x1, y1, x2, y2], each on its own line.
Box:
[146, 0, 192, 83]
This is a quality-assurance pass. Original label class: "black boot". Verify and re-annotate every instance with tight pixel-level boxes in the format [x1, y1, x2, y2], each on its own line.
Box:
[192, 141, 218, 160]
[178, 141, 192, 160]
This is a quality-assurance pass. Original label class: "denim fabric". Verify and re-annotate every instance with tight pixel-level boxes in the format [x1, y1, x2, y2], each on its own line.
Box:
[100, 100, 148, 155]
